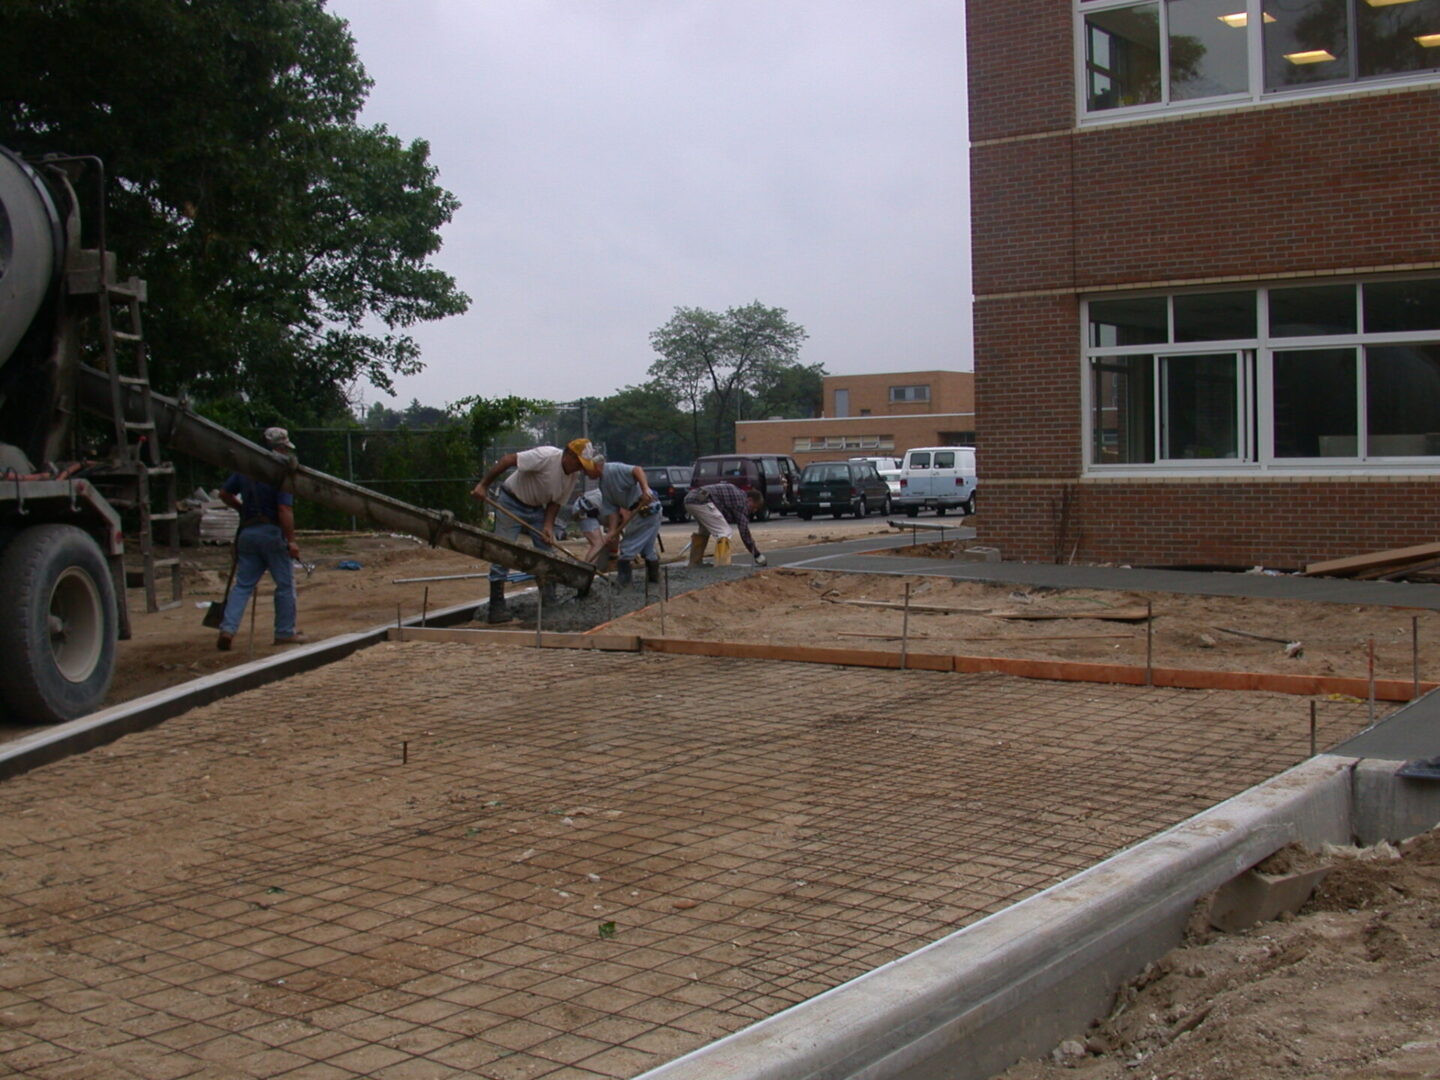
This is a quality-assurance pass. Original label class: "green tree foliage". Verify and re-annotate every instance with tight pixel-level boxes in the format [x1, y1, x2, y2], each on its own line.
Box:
[455, 395, 551, 469]
[0, 0, 469, 425]
[648, 302, 809, 454]
[588, 383, 695, 464]
[746, 361, 825, 421]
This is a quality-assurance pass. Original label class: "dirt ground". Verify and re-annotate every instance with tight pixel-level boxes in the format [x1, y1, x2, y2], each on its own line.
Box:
[104, 523, 1440, 711]
[996, 830, 1440, 1079]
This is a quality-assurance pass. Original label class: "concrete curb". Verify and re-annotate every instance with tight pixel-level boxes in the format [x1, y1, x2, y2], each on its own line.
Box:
[637, 756, 1362, 1080]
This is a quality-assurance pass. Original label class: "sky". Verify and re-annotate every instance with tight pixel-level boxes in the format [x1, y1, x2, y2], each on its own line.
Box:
[325, 0, 972, 412]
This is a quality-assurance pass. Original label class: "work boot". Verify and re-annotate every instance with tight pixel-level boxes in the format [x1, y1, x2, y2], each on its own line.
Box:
[486, 579, 513, 624]
[714, 537, 733, 566]
[688, 533, 708, 567]
[645, 558, 660, 584]
[616, 559, 633, 586]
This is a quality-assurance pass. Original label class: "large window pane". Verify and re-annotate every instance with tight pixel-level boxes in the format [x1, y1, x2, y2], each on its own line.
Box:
[1269, 284, 1356, 336]
[1364, 278, 1440, 333]
[1092, 356, 1155, 463]
[1272, 348, 1357, 456]
[1087, 4, 1163, 109]
[1161, 353, 1240, 458]
[1168, 0, 1251, 99]
[1264, 0, 1351, 89]
[1174, 290, 1257, 340]
[1358, 0, 1440, 76]
[1367, 344, 1440, 455]
[1090, 296, 1168, 346]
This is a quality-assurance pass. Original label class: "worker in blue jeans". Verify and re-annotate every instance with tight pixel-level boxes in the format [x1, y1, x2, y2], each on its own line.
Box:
[215, 427, 305, 649]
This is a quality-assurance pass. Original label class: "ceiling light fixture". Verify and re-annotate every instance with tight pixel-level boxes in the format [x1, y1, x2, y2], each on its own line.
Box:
[1285, 49, 1337, 63]
[1218, 11, 1277, 25]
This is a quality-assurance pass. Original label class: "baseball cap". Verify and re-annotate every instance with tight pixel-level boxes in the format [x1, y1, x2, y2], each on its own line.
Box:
[264, 427, 295, 450]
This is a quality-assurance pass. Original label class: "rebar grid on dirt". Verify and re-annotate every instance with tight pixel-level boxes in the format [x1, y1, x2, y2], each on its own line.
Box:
[0, 644, 1379, 1080]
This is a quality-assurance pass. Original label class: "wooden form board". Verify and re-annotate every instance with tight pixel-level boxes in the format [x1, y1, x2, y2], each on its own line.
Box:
[387, 628, 1435, 702]
[1304, 542, 1440, 577]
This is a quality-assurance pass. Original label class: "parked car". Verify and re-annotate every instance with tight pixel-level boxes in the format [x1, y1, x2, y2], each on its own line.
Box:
[642, 465, 692, 522]
[895, 446, 976, 517]
[849, 455, 902, 498]
[797, 460, 892, 519]
[689, 453, 801, 519]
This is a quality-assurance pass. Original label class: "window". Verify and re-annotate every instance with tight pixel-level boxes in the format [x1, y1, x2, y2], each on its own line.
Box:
[834, 388, 849, 417]
[1080, 0, 1440, 117]
[1085, 276, 1440, 469]
[793, 434, 895, 452]
[889, 384, 931, 403]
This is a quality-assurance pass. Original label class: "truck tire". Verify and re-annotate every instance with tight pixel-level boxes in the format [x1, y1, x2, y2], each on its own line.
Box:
[0, 524, 117, 724]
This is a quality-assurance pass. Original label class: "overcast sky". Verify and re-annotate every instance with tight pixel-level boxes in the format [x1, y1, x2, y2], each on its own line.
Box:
[325, 0, 972, 412]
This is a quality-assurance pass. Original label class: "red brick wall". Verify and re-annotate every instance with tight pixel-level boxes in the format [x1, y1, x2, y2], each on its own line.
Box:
[966, 0, 1072, 142]
[1075, 92, 1440, 286]
[977, 479, 1440, 569]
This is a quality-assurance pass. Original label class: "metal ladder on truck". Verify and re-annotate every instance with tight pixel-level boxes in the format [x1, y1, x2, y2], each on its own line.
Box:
[94, 261, 183, 614]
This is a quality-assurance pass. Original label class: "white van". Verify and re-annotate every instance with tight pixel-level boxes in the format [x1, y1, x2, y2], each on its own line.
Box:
[895, 446, 976, 517]
[849, 456, 901, 497]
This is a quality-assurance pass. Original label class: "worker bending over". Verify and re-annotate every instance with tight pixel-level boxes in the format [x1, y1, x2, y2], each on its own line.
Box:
[592, 460, 662, 586]
[683, 483, 767, 567]
[472, 438, 603, 624]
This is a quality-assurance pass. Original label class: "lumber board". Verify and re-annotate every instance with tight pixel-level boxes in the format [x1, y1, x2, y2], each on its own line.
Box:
[1303, 541, 1440, 577]
[987, 606, 1152, 622]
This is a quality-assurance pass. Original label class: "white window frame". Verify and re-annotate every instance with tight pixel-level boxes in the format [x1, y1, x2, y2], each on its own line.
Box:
[1075, 0, 1440, 125]
[1081, 278, 1440, 476]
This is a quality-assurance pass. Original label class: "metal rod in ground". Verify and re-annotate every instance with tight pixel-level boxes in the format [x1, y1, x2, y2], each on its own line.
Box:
[1414, 616, 1421, 700]
[396, 603, 403, 642]
[901, 583, 911, 671]
[660, 569, 667, 637]
[247, 589, 257, 658]
[1310, 701, 1317, 757]
[403, 740, 408, 765]
[1368, 638, 1376, 725]
[536, 581, 544, 644]
[393, 571, 491, 584]
[422, 587, 429, 627]
[1145, 600, 1153, 686]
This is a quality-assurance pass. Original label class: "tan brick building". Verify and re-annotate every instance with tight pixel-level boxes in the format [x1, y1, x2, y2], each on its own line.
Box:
[969, 0, 1440, 568]
[737, 370, 975, 467]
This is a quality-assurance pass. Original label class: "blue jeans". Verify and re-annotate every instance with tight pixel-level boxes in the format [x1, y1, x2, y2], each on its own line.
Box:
[488, 489, 552, 581]
[615, 502, 663, 561]
[220, 523, 297, 637]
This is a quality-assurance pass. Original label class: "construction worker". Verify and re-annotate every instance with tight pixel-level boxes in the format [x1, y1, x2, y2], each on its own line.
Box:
[592, 460, 663, 586]
[683, 483, 767, 567]
[214, 427, 305, 649]
[471, 438, 603, 624]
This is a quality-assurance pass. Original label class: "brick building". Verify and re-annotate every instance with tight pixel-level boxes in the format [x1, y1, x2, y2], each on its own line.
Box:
[735, 370, 974, 467]
[969, 0, 1440, 567]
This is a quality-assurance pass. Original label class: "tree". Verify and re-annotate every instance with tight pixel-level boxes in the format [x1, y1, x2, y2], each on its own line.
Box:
[648, 302, 809, 454]
[0, 0, 469, 425]
[748, 361, 825, 421]
[456, 395, 551, 470]
[588, 383, 695, 464]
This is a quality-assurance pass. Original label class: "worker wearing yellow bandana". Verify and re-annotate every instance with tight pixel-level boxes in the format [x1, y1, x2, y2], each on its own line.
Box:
[471, 438, 603, 623]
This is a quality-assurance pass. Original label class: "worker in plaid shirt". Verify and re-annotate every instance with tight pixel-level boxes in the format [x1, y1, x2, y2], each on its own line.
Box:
[683, 483, 767, 567]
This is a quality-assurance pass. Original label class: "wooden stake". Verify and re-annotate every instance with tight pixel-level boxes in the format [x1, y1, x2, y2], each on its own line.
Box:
[900, 583, 911, 671]
[1413, 616, 1421, 700]
[422, 587, 429, 627]
[1309, 701, 1317, 757]
[1368, 638, 1376, 725]
[1145, 600, 1153, 686]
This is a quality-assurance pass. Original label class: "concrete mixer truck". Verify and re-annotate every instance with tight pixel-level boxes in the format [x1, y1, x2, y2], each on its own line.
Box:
[0, 147, 592, 726]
